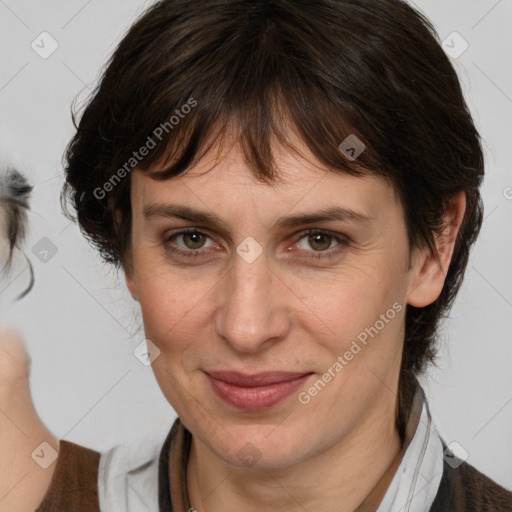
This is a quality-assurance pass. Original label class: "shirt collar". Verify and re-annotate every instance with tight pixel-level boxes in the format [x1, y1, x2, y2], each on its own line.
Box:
[374, 385, 444, 512]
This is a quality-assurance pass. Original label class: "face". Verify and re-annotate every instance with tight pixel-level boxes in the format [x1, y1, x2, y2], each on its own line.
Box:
[125, 133, 431, 470]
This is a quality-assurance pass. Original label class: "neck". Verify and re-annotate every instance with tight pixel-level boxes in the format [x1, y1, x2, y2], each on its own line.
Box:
[186, 389, 402, 512]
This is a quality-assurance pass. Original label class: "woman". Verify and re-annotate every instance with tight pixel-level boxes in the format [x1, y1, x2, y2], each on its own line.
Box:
[1, 0, 511, 510]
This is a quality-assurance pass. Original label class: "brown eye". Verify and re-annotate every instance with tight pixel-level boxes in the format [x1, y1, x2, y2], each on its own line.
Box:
[181, 231, 207, 250]
[163, 228, 217, 260]
[292, 229, 349, 261]
[307, 233, 333, 251]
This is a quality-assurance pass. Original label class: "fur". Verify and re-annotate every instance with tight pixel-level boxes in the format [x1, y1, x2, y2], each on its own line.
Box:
[0, 167, 34, 299]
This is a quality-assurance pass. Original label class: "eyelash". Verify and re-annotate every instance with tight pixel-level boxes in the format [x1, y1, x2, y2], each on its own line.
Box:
[163, 228, 349, 261]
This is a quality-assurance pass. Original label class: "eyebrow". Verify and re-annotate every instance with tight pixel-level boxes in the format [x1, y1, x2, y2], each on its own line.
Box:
[142, 203, 373, 230]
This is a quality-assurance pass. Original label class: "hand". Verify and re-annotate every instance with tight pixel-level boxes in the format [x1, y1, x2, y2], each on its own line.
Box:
[0, 327, 60, 512]
[0, 326, 30, 389]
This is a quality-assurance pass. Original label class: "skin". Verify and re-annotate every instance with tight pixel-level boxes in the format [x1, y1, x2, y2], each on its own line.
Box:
[0, 328, 60, 512]
[125, 130, 465, 512]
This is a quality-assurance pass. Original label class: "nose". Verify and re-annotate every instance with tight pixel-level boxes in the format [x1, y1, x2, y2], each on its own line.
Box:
[214, 247, 290, 354]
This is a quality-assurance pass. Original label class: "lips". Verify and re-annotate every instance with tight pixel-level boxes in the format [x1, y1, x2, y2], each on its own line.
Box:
[205, 370, 311, 386]
[204, 370, 313, 410]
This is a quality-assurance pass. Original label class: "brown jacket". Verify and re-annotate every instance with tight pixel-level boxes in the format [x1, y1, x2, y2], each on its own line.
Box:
[34, 440, 100, 511]
[431, 454, 512, 511]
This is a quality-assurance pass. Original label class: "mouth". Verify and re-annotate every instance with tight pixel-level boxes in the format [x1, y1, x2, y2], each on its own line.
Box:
[204, 370, 314, 410]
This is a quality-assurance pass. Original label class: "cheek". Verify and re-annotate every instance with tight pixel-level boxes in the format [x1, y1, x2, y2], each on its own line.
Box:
[294, 266, 407, 380]
[297, 275, 405, 419]
[135, 267, 215, 352]
[297, 263, 404, 331]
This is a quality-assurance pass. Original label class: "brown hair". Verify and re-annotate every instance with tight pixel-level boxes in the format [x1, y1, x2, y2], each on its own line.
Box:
[61, 0, 484, 438]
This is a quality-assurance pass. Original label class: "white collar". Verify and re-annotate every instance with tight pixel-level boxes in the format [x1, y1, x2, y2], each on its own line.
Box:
[376, 388, 444, 512]
[98, 435, 162, 511]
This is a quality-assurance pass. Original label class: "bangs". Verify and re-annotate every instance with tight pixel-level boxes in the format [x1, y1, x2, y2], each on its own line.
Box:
[134, 78, 380, 186]
[95, 1, 395, 188]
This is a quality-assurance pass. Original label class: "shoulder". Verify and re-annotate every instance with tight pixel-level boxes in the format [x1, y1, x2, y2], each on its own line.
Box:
[35, 440, 101, 512]
[430, 458, 512, 511]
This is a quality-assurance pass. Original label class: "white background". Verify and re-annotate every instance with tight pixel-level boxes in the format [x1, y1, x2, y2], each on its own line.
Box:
[1, 0, 511, 491]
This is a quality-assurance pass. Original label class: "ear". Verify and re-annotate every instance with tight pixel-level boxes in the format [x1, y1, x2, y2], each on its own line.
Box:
[116, 208, 138, 302]
[124, 264, 139, 302]
[406, 191, 466, 308]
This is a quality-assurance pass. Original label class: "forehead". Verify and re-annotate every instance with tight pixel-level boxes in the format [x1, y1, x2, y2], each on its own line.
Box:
[130, 136, 401, 225]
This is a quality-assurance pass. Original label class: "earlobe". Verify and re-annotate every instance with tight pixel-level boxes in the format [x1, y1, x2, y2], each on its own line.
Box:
[406, 192, 466, 308]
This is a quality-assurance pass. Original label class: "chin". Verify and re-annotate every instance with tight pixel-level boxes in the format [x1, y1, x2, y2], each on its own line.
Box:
[200, 418, 315, 470]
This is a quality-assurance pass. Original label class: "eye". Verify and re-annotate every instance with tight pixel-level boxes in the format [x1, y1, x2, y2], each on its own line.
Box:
[291, 229, 349, 259]
[164, 228, 217, 258]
